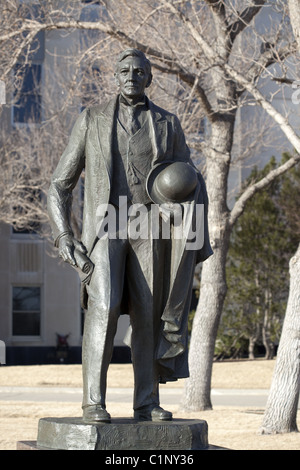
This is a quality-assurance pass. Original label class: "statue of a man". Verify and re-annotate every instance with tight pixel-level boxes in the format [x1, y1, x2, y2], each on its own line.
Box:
[48, 49, 212, 423]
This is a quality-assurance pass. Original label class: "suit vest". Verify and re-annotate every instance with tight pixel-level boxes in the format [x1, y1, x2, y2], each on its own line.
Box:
[110, 113, 153, 206]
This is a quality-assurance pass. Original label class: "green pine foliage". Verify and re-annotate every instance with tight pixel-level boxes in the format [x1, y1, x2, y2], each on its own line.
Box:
[216, 155, 300, 360]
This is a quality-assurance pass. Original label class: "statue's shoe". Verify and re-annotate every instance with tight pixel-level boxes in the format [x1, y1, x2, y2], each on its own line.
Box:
[82, 405, 111, 423]
[134, 405, 173, 422]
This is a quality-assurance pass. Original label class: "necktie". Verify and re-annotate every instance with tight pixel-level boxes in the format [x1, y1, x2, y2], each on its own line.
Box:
[127, 106, 140, 135]
[127, 107, 140, 184]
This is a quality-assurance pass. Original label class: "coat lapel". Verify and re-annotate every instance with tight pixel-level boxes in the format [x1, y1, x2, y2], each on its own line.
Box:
[96, 96, 118, 183]
[147, 98, 168, 165]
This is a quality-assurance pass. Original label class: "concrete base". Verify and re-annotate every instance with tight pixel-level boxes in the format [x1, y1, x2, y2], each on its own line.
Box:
[32, 417, 209, 451]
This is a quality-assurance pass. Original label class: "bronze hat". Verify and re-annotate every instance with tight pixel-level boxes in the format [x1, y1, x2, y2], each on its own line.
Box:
[147, 161, 198, 204]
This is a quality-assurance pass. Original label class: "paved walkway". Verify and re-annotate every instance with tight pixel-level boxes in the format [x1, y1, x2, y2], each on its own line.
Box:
[0, 385, 275, 408]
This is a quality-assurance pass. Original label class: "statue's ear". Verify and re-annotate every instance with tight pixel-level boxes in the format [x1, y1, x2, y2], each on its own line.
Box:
[146, 73, 153, 88]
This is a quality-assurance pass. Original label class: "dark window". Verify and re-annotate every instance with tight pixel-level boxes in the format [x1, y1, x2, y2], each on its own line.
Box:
[13, 64, 42, 124]
[12, 286, 41, 336]
[12, 223, 40, 235]
[17, 4, 45, 61]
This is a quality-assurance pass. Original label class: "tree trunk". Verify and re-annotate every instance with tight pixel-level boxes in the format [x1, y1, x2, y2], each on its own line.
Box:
[288, 0, 300, 50]
[262, 289, 274, 360]
[248, 336, 257, 360]
[182, 118, 232, 410]
[183, 240, 229, 410]
[260, 243, 300, 434]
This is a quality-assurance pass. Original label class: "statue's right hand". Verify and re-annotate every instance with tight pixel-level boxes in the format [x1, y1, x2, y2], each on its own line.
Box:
[58, 234, 77, 266]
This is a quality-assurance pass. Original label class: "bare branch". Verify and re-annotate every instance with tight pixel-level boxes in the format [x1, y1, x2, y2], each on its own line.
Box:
[163, 1, 217, 63]
[230, 153, 300, 227]
[224, 60, 300, 153]
[228, 1, 266, 44]
[151, 60, 215, 120]
[204, 0, 230, 58]
[204, 0, 227, 21]
[241, 41, 298, 90]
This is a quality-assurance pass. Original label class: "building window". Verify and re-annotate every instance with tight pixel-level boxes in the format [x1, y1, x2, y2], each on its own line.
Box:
[13, 63, 42, 124]
[12, 223, 40, 236]
[12, 286, 41, 336]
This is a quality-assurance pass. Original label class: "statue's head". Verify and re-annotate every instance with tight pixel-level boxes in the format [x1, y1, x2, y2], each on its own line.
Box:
[114, 49, 152, 101]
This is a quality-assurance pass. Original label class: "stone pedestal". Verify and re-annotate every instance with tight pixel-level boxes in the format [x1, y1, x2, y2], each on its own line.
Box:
[32, 417, 209, 451]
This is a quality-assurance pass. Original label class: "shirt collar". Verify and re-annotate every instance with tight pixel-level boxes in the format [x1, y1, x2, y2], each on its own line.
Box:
[119, 94, 147, 108]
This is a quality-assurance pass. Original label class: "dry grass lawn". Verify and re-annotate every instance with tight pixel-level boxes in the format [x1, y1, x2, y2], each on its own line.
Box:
[0, 359, 299, 451]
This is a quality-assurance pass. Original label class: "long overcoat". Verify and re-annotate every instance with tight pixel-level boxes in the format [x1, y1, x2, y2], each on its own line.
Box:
[48, 95, 213, 382]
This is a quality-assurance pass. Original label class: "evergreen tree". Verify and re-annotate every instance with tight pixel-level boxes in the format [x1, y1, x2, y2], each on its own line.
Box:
[217, 156, 299, 359]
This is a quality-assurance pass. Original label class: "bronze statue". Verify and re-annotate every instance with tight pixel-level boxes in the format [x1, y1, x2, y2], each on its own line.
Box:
[48, 49, 212, 423]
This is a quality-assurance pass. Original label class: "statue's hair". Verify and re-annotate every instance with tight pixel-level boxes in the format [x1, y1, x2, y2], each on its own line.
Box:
[115, 48, 152, 76]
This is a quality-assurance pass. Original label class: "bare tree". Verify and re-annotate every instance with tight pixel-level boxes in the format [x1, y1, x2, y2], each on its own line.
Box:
[260, 244, 300, 433]
[0, 66, 80, 240]
[0, 124, 49, 234]
[260, 0, 300, 434]
[1, 1, 300, 411]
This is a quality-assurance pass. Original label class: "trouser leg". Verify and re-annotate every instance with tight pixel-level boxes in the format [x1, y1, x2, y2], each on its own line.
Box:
[81, 237, 127, 409]
[126, 235, 160, 411]
[127, 234, 173, 420]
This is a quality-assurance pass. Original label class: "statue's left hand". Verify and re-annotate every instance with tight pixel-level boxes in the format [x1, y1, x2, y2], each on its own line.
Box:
[58, 234, 76, 266]
[58, 234, 87, 266]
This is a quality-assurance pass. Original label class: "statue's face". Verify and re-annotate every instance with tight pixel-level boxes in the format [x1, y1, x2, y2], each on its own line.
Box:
[115, 55, 151, 100]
